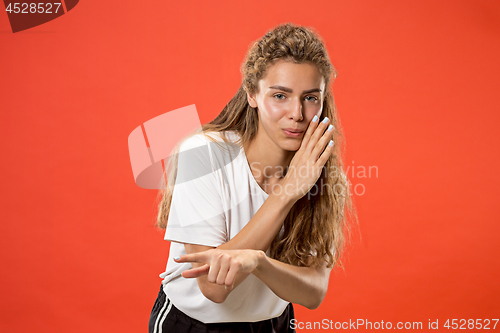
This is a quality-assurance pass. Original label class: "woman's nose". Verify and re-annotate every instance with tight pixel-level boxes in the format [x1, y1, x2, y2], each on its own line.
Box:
[289, 99, 303, 121]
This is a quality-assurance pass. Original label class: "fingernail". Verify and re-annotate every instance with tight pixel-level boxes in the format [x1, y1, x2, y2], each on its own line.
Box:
[322, 117, 329, 124]
[173, 257, 180, 260]
[327, 124, 333, 131]
[329, 140, 334, 146]
[312, 115, 318, 122]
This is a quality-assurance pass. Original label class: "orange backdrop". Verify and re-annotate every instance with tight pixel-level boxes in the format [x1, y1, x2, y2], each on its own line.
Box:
[1, 1, 499, 332]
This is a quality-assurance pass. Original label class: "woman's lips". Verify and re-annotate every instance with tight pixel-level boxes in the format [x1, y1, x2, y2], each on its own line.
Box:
[283, 129, 303, 137]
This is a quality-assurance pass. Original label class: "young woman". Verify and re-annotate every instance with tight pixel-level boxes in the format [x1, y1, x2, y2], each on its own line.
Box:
[149, 22, 356, 333]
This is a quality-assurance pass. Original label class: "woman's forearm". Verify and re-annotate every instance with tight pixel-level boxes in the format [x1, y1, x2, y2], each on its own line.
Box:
[182, 193, 296, 304]
[252, 251, 331, 310]
[178, 248, 332, 308]
[218, 192, 296, 251]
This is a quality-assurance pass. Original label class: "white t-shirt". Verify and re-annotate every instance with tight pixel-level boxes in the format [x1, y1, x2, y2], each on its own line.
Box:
[159, 130, 290, 324]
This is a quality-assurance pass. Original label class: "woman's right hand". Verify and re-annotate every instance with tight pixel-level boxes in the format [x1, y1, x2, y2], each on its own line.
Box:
[175, 248, 263, 289]
[280, 115, 335, 203]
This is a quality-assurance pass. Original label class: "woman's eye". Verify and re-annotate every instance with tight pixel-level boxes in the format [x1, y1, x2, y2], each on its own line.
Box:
[273, 94, 317, 101]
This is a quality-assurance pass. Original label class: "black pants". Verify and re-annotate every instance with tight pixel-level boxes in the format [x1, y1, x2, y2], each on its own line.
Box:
[149, 284, 296, 333]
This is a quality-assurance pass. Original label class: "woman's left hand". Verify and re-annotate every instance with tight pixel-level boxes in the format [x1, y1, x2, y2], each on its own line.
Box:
[174, 249, 263, 288]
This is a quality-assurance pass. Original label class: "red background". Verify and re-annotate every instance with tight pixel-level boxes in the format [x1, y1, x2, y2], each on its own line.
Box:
[1, 1, 499, 332]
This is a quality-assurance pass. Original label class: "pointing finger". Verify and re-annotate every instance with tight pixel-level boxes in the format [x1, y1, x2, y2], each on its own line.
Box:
[174, 252, 209, 264]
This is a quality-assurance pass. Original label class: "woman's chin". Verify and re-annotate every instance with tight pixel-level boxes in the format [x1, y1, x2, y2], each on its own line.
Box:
[281, 141, 302, 152]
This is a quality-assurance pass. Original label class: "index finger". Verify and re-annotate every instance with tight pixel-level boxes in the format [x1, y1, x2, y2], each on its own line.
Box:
[299, 114, 320, 151]
[174, 252, 210, 264]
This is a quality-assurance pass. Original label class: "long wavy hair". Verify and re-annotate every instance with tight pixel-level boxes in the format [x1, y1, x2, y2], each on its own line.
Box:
[156, 22, 358, 269]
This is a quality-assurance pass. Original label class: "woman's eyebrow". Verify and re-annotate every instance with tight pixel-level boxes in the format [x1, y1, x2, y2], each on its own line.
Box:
[269, 85, 321, 94]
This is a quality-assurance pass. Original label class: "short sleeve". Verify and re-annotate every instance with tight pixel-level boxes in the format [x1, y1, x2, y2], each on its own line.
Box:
[164, 135, 227, 247]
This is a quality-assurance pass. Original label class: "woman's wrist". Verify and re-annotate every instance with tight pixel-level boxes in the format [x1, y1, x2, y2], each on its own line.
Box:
[253, 250, 268, 275]
[268, 189, 298, 210]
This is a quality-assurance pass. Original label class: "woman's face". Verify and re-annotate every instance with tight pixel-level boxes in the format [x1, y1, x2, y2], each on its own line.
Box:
[247, 59, 326, 152]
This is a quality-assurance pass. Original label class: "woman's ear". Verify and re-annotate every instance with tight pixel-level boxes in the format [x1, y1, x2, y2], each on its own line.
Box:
[247, 92, 258, 108]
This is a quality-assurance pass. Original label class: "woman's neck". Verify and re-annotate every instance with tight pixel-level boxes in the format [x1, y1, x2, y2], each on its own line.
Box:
[243, 131, 295, 188]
